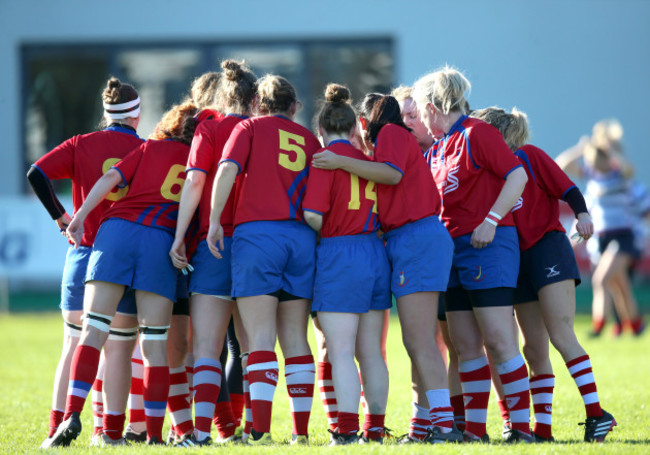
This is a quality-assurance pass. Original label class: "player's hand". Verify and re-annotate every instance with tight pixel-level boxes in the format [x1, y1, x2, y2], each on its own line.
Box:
[470, 220, 497, 249]
[55, 213, 72, 237]
[312, 150, 341, 170]
[169, 238, 189, 270]
[66, 216, 84, 249]
[575, 212, 594, 241]
[207, 222, 225, 259]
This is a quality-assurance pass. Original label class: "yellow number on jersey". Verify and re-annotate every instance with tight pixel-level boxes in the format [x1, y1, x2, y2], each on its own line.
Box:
[278, 130, 306, 172]
[348, 174, 378, 214]
[160, 164, 186, 202]
[102, 158, 128, 201]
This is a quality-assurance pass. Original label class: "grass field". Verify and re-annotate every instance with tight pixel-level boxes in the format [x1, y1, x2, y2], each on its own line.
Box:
[0, 312, 648, 454]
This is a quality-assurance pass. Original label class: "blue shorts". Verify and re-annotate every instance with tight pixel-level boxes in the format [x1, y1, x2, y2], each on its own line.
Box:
[448, 226, 519, 290]
[515, 230, 581, 304]
[312, 234, 391, 314]
[384, 216, 453, 298]
[86, 218, 177, 302]
[61, 246, 136, 314]
[231, 221, 317, 299]
[598, 228, 641, 259]
[189, 238, 233, 297]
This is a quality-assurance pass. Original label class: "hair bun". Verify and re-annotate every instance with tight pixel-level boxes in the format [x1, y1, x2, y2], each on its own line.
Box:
[106, 77, 121, 91]
[325, 84, 350, 104]
[222, 59, 244, 81]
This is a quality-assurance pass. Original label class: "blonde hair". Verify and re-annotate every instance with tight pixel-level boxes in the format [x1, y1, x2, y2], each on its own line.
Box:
[592, 118, 623, 152]
[190, 72, 221, 110]
[391, 85, 413, 102]
[257, 74, 297, 115]
[219, 59, 257, 115]
[471, 106, 529, 151]
[412, 66, 471, 116]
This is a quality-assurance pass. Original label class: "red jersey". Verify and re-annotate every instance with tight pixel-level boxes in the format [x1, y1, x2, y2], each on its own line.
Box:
[105, 139, 190, 234]
[373, 124, 440, 232]
[187, 115, 246, 239]
[512, 144, 577, 251]
[426, 116, 522, 238]
[303, 141, 380, 238]
[33, 125, 143, 247]
[221, 115, 321, 226]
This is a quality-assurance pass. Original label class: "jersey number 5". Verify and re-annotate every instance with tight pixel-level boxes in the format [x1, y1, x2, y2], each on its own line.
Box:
[102, 158, 128, 201]
[278, 130, 306, 172]
[160, 164, 186, 202]
[348, 174, 378, 214]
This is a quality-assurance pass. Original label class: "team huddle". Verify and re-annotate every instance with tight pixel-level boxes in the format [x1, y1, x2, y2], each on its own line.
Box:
[29, 59, 617, 448]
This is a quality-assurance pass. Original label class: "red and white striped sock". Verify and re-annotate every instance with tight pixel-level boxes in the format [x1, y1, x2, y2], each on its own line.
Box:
[426, 388, 454, 432]
[242, 368, 253, 439]
[143, 365, 169, 443]
[247, 351, 278, 434]
[458, 356, 491, 438]
[127, 344, 145, 434]
[213, 401, 237, 439]
[230, 393, 245, 427]
[103, 411, 126, 441]
[186, 358, 195, 401]
[317, 361, 338, 431]
[497, 355, 531, 435]
[65, 345, 101, 418]
[566, 355, 603, 417]
[337, 412, 359, 436]
[193, 358, 222, 441]
[530, 374, 554, 439]
[167, 366, 193, 438]
[285, 355, 315, 436]
[91, 357, 105, 436]
[498, 399, 510, 423]
[48, 409, 64, 437]
[363, 413, 385, 441]
[409, 403, 432, 441]
[450, 394, 465, 431]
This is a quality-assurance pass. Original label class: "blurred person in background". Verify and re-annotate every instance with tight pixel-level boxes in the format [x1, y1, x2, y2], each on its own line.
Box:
[28, 77, 143, 447]
[557, 119, 646, 337]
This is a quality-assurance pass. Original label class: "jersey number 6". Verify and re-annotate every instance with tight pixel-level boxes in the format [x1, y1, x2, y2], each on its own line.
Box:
[278, 130, 306, 172]
[160, 164, 187, 202]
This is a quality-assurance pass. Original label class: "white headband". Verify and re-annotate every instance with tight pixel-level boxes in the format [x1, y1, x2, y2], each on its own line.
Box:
[105, 107, 140, 120]
[103, 97, 141, 119]
[103, 97, 140, 111]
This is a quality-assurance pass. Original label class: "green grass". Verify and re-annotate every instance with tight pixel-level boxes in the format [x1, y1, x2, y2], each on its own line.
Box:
[0, 313, 648, 454]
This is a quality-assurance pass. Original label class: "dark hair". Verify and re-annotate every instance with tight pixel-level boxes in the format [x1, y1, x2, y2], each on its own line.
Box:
[257, 75, 297, 115]
[149, 101, 199, 145]
[219, 59, 258, 115]
[102, 77, 138, 105]
[358, 93, 409, 145]
[316, 83, 356, 136]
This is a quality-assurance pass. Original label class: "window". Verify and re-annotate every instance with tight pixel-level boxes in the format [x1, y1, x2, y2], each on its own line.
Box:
[22, 38, 394, 193]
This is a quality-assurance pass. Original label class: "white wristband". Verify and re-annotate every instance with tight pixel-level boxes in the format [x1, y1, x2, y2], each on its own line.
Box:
[488, 210, 502, 221]
[484, 217, 498, 227]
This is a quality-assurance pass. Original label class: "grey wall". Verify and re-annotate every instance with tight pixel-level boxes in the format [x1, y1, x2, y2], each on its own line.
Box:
[2, 0, 649, 194]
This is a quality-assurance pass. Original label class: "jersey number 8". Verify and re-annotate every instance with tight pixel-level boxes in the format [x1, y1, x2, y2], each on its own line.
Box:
[102, 158, 128, 201]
